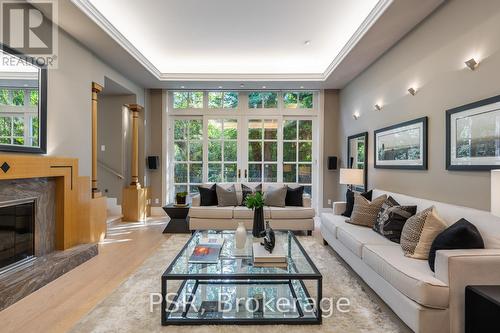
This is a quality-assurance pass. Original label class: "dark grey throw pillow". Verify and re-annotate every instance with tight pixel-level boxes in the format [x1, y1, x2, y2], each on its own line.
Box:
[216, 184, 239, 207]
[264, 185, 287, 207]
[428, 219, 484, 272]
[373, 196, 417, 243]
[198, 184, 218, 206]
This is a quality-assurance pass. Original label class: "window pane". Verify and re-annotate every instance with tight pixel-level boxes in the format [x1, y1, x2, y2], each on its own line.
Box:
[284, 92, 298, 108]
[0, 138, 10, 144]
[223, 92, 238, 108]
[208, 92, 223, 108]
[174, 185, 187, 194]
[208, 119, 222, 139]
[248, 142, 262, 161]
[299, 120, 312, 140]
[248, 92, 262, 108]
[189, 141, 203, 161]
[174, 141, 187, 161]
[30, 90, 38, 106]
[248, 164, 262, 182]
[188, 120, 202, 140]
[224, 163, 237, 182]
[0, 117, 11, 136]
[12, 90, 24, 106]
[264, 119, 277, 139]
[174, 120, 187, 140]
[208, 141, 222, 161]
[174, 163, 188, 183]
[263, 92, 277, 108]
[283, 120, 297, 140]
[283, 142, 297, 162]
[224, 141, 237, 161]
[189, 163, 203, 183]
[12, 117, 23, 136]
[303, 185, 312, 196]
[173, 92, 188, 109]
[31, 116, 39, 138]
[13, 137, 24, 145]
[264, 164, 277, 182]
[248, 120, 262, 139]
[223, 119, 238, 139]
[0, 89, 8, 105]
[283, 164, 296, 182]
[299, 142, 312, 162]
[264, 142, 277, 161]
[208, 163, 222, 182]
[190, 92, 203, 108]
[299, 92, 313, 108]
[189, 185, 200, 195]
[298, 164, 312, 183]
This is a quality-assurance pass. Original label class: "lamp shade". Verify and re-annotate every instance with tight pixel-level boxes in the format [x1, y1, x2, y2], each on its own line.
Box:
[339, 168, 364, 186]
[492, 170, 500, 217]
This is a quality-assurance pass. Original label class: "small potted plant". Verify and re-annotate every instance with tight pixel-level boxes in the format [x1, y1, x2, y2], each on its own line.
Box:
[245, 192, 265, 237]
[175, 191, 188, 205]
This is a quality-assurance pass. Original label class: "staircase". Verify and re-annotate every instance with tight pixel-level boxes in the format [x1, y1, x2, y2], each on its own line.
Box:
[106, 197, 122, 223]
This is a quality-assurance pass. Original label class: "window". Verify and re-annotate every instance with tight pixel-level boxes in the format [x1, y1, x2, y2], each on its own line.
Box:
[283, 92, 313, 108]
[173, 91, 203, 109]
[248, 92, 278, 109]
[207, 119, 238, 182]
[173, 119, 203, 194]
[208, 91, 238, 108]
[0, 89, 39, 146]
[248, 119, 278, 182]
[283, 119, 313, 195]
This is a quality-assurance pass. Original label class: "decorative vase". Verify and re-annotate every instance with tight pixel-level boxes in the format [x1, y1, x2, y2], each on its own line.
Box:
[252, 206, 265, 237]
[235, 222, 247, 249]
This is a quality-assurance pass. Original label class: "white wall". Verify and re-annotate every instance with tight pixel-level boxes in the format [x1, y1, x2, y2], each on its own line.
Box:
[338, 0, 500, 211]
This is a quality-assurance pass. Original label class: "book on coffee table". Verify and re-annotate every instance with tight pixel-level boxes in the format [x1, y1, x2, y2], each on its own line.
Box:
[252, 242, 286, 263]
[188, 244, 222, 264]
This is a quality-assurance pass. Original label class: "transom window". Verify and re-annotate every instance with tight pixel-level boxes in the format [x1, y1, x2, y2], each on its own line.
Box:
[173, 91, 203, 109]
[248, 92, 278, 109]
[283, 92, 313, 108]
[208, 91, 238, 109]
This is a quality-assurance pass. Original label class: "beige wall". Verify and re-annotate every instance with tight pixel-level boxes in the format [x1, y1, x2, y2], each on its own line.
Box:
[338, 0, 500, 210]
[147, 90, 164, 207]
[323, 90, 341, 208]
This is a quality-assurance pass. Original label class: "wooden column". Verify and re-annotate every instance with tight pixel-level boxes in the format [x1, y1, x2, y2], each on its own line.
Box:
[122, 103, 148, 222]
[91, 82, 103, 198]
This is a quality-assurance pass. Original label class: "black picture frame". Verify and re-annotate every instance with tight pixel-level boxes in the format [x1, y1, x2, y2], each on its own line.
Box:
[347, 132, 368, 192]
[446, 94, 500, 171]
[374, 117, 428, 170]
[0, 43, 47, 154]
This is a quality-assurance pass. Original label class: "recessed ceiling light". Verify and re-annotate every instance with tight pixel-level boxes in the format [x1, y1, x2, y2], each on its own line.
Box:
[218, 86, 222, 89]
[240, 84, 245, 88]
[180, 85, 185, 89]
[304, 40, 311, 46]
[300, 86, 304, 89]
[262, 86, 266, 89]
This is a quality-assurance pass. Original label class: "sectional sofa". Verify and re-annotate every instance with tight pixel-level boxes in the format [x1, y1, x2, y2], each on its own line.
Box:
[189, 183, 315, 234]
[320, 189, 500, 333]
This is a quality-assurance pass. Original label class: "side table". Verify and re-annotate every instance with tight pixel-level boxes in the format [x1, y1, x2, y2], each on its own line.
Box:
[162, 204, 190, 234]
[465, 285, 500, 333]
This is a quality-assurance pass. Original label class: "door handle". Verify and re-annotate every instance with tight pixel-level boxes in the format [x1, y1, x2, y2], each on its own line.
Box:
[244, 169, 247, 179]
[238, 169, 241, 179]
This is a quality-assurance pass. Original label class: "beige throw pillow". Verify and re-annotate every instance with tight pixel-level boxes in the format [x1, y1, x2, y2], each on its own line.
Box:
[400, 207, 447, 259]
[347, 194, 387, 227]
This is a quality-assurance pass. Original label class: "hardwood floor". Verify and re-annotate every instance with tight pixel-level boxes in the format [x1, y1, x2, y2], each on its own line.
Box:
[0, 217, 169, 333]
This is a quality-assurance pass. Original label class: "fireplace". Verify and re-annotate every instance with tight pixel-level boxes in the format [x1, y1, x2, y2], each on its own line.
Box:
[0, 198, 35, 272]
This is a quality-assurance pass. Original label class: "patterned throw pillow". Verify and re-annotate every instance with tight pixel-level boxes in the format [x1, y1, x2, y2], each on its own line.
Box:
[241, 184, 262, 206]
[400, 207, 448, 259]
[373, 196, 417, 243]
[347, 194, 387, 227]
[216, 184, 239, 207]
[263, 185, 287, 207]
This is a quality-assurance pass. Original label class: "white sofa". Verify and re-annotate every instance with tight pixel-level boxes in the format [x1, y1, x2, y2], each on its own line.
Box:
[189, 183, 315, 234]
[320, 189, 500, 333]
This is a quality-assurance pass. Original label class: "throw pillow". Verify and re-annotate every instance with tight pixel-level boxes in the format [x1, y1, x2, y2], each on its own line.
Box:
[285, 186, 304, 206]
[342, 189, 373, 217]
[241, 183, 262, 206]
[428, 218, 484, 272]
[198, 184, 218, 206]
[216, 184, 239, 207]
[400, 207, 447, 259]
[263, 185, 287, 207]
[347, 194, 387, 227]
[373, 196, 417, 243]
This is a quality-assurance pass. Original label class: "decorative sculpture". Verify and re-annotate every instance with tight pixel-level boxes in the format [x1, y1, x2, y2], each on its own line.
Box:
[260, 221, 275, 253]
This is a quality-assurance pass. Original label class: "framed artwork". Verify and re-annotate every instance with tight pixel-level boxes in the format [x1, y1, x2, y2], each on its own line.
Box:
[374, 117, 428, 170]
[446, 95, 500, 171]
[347, 132, 368, 192]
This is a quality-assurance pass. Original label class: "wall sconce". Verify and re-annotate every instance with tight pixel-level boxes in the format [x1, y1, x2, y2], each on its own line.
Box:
[408, 87, 417, 96]
[465, 58, 479, 71]
[353, 112, 360, 120]
[374, 104, 382, 111]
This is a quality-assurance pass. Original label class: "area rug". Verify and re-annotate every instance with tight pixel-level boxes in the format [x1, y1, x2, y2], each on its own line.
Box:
[71, 235, 408, 333]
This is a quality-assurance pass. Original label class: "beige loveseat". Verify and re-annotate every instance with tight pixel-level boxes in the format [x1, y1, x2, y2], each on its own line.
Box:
[189, 183, 315, 234]
[320, 189, 500, 333]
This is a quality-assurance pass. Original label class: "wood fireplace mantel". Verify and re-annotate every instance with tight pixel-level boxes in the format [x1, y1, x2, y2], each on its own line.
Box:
[0, 154, 106, 250]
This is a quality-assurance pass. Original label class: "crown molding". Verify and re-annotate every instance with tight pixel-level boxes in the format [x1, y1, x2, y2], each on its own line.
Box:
[71, 0, 392, 82]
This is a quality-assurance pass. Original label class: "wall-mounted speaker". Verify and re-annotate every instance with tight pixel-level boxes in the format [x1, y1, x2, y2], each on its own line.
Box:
[328, 156, 337, 170]
[147, 156, 159, 170]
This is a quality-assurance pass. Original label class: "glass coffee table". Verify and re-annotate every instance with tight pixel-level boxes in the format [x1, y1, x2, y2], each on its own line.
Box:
[161, 230, 322, 325]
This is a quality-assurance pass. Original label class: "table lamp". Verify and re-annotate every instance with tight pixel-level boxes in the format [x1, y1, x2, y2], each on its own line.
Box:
[339, 168, 364, 191]
[492, 170, 500, 217]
